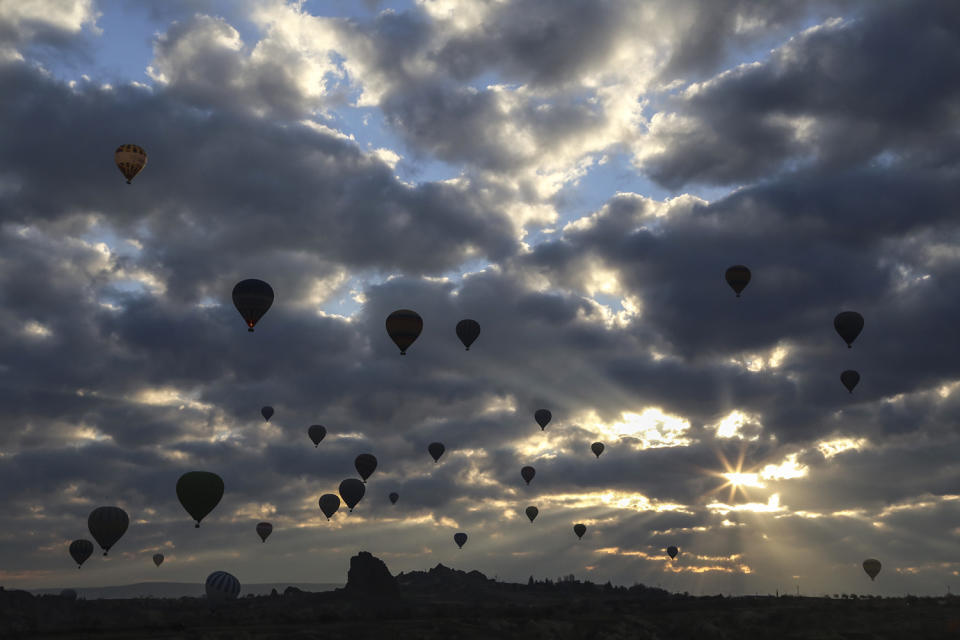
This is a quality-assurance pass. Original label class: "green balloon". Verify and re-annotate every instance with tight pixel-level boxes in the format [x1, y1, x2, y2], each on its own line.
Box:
[176, 471, 224, 528]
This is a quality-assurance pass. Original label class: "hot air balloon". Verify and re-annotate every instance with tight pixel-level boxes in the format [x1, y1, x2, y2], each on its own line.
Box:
[153, 553, 164, 567]
[176, 471, 224, 528]
[591, 442, 604, 458]
[318, 494, 340, 520]
[339, 478, 365, 512]
[525, 506, 538, 523]
[114, 144, 147, 184]
[308, 424, 326, 447]
[88, 506, 129, 556]
[521, 466, 536, 485]
[389, 492, 399, 505]
[863, 558, 881, 581]
[205, 571, 241, 603]
[841, 370, 860, 393]
[232, 279, 274, 332]
[256, 522, 272, 542]
[573, 524, 586, 540]
[69, 539, 93, 568]
[834, 311, 864, 348]
[725, 265, 751, 297]
[261, 406, 274, 422]
[534, 409, 551, 430]
[386, 309, 423, 355]
[456, 319, 481, 350]
[355, 453, 378, 483]
[428, 442, 445, 463]
[667, 546, 678, 560]
[454, 532, 468, 549]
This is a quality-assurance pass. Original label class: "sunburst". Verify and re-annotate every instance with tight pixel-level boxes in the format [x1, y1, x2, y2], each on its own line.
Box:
[701, 443, 764, 503]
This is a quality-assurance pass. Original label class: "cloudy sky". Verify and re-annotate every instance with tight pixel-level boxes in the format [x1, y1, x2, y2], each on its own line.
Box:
[2, 0, 959, 597]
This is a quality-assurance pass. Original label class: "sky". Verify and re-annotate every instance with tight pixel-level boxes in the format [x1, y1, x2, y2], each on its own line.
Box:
[1, 0, 959, 598]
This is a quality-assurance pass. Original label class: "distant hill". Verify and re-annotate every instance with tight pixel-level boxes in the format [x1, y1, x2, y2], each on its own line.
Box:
[29, 581, 342, 599]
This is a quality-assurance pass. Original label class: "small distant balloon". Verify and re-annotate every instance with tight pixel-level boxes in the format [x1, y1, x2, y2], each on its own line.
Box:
[525, 506, 539, 523]
[386, 309, 423, 355]
[153, 553, 164, 567]
[261, 406, 274, 422]
[308, 425, 326, 447]
[355, 453, 378, 483]
[339, 478, 366, 512]
[256, 522, 272, 543]
[834, 311, 864, 348]
[206, 571, 241, 603]
[176, 471, 224, 528]
[667, 546, 678, 560]
[389, 492, 399, 505]
[454, 532, 468, 549]
[88, 506, 129, 556]
[428, 442, 445, 463]
[591, 442, 604, 458]
[863, 558, 881, 581]
[114, 144, 147, 184]
[521, 466, 536, 485]
[456, 319, 481, 350]
[725, 265, 751, 297]
[534, 409, 551, 430]
[318, 494, 340, 520]
[69, 539, 93, 568]
[841, 370, 860, 393]
[232, 279, 274, 332]
[573, 524, 586, 540]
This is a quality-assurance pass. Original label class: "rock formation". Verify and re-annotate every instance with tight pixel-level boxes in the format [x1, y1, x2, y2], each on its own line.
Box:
[344, 551, 399, 597]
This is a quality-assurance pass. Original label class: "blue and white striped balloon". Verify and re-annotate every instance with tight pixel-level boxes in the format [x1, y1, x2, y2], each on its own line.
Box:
[205, 571, 241, 602]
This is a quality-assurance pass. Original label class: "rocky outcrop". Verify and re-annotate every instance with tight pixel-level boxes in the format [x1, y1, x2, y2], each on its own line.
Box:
[344, 551, 399, 597]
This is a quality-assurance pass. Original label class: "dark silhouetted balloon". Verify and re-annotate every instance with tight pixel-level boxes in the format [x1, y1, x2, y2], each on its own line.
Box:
[521, 466, 536, 485]
[115, 144, 147, 184]
[863, 558, 881, 581]
[233, 279, 274, 332]
[69, 539, 93, 568]
[454, 532, 468, 549]
[318, 494, 340, 520]
[525, 506, 538, 523]
[153, 553, 164, 567]
[308, 424, 326, 447]
[840, 370, 860, 393]
[591, 442, 604, 458]
[206, 571, 241, 603]
[389, 492, 399, 504]
[386, 309, 423, 355]
[88, 506, 129, 556]
[834, 311, 864, 348]
[176, 471, 224, 528]
[261, 406, 274, 422]
[534, 409, 551, 430]
[667, 546, 678, 559]
[355, 453, 378, 483]
[256, 522, 272, 542]
[725, 265, 751, 297]
[428, 442, 445, 463]
[339, 478, 365, 512]
[573, 524, 586, 539]
[456, 319, 481, 350]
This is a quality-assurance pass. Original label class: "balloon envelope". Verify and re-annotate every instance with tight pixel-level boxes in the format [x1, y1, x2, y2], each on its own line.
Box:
[318, 493, 340, 520]
[339, 478, 366, 512]
[428, 442, 445, 462]
[256, 522, 272, 542]
[69, 539, 93, 568]
[355, 453, 378, 482]
[389, 492, 399, 504]
[525, 506, 538, 523]
[386, 309, 422, 355]
[573, 524, 586, 539]
[534, 409, 551, 430]
[725, 265, 751, 297]
[205, 571, 241, 603]
[863, 558, 881, 580]
[591, 442, 604, 458]
[261, 406, 274, 422]
[841, 370, 860, 393]
[834, 311, 864, 348]
[232, 279, 274, 332]
[176, 471, 224, 527]
[88, 506, 129, 555]
[153, 553, 164, 567]
[308, 424, 326, 447]
[667, 546, 678, 559]
[114, 144, 147, 184]
[521, 466, 535, 485]
[454, 532, 468, 549]
[456, 319, 481, 350]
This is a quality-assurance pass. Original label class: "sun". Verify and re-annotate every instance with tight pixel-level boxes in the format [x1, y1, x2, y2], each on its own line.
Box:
[701, 444, 765, 503]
